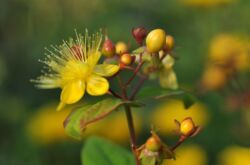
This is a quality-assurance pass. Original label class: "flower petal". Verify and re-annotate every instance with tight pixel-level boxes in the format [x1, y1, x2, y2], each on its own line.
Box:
[60, 79, 85, 104]
[159, 69, 178, 89]
[86, 74, 109, 96]
[87, 51, 101, 69]
[93, 64, 120, 77]
[162, 55, 175, 70]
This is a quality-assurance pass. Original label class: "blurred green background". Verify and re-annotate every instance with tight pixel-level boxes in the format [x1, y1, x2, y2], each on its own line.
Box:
[0, 0, 250, 164]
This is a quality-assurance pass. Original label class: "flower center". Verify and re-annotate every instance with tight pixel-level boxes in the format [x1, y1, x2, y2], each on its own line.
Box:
[61, 60, 91, 84]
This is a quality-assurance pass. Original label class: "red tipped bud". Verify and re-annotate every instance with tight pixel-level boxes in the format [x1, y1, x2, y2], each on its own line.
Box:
[132, 27, 147, 45]
[102, 37, 116, 57]
[145, 135, 162, 152]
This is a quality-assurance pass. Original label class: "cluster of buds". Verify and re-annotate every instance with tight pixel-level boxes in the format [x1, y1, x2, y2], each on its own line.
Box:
[137, 117, 200, 165]
[137, 131, 175, 165]
[101, 27, 175, 69]
[101, 36, 134, 68]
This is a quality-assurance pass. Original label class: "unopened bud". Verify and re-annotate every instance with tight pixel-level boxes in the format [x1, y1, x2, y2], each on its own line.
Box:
[145, 135, 162, 152]
[180, 117, 196, 136]
[132, 27, 147, 45]
[120, 53, 134, 65]
[146, 29, 166, 53]
[102, 37, 116, 57]
[165, 35, 175, 51]
[115, 41, 128, 55]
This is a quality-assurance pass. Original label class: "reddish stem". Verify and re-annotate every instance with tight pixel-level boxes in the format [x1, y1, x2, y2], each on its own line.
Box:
[171, 136, 187, 151]
[125, 61, 145, 86]
[108, 89, 122, 99]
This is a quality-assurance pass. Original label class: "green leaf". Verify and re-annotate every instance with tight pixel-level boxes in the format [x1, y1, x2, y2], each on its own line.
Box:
[64, 98, 143, 140]
[136, 86, 197, 109]
[81, 137, 135, 165]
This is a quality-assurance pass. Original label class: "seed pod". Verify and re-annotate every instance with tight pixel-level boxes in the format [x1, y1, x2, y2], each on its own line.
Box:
[146, 29, 166, 53]
[102, 37, 116, 57]
[115, 41, 128, 55]
[132, 27, 147, 45]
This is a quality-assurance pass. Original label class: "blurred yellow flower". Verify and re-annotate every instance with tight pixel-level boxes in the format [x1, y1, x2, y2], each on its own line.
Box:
[33, 31, 119, 111]
[151, 100, 209, 135]
[26, 104, 71, 144]
[209, 34, 250, 71]
[201, 65, 228, 90]
[181, 0, 236, 8]
[218, 145, 250, 165]
[163, 145, 208, 165]
[83, 110, 142, 144]
[27, 103, 142, 144]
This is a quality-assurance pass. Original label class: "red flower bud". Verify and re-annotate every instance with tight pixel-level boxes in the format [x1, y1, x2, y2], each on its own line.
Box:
[132, 27, 147, 45]
[102, 37, 116, 57]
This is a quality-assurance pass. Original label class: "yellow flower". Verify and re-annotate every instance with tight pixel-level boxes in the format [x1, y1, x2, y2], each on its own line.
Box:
[163, 145, 207, 165]
[83, 110, 142, 144]
[151, 100, 209, 135]
[181, 0, 236, 8]
[26, 103, 71, 144]
[201, 65, 227, 90]
[209, 34, 250, 71]
[27, 103, 142, 144]
[33, 30, 120, 110]
[218, 145, 250, 165]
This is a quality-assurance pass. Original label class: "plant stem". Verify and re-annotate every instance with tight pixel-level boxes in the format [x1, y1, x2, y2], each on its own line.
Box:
[124, 105, 140, 165]
[129, 76, 147, 100]
[108, 89, 122, 99]
[125, 61, 145, 86]
[171, 136, 187, 151]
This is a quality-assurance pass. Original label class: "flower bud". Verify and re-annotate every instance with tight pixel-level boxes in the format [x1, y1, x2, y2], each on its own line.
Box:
[120, 53, 133, 65]
[132, 27, 147, 45]
[115, 41, 128, 55]
[165, 35, 175, 51]
[180, 117, 196, 136]
[146, 29, 166, 53]
[102, 37, 116, 57]
[71, 45, 83, 60]
[145, 135, 162, 152]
